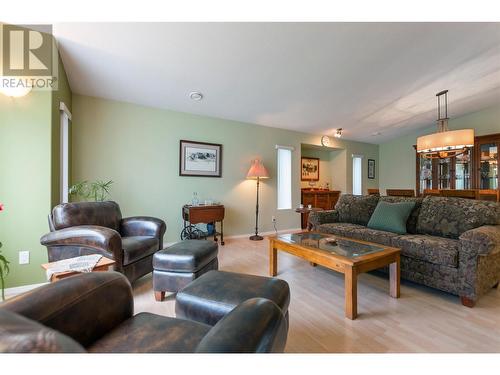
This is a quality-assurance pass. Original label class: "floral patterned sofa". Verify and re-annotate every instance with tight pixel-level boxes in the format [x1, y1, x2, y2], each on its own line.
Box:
[308, 194, 500, 307]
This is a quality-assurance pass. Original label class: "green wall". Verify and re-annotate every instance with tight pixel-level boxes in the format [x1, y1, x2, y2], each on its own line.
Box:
[72, 95, 379, 243]
[0, 36, 72, 289]
[379, 105, 500, 193]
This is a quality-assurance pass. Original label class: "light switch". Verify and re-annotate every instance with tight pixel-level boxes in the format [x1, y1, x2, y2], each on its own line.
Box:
[19, 251, 30, 265]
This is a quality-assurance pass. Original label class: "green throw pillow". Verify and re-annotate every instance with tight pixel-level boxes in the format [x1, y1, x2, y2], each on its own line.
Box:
[367, 201, 416, 235]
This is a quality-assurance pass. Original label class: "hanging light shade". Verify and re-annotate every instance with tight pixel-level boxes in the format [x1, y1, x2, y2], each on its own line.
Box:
[416, 90, 474, 159]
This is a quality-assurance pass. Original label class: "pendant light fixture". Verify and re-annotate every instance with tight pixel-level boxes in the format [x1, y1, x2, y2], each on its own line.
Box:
[416, 90, 474, 159]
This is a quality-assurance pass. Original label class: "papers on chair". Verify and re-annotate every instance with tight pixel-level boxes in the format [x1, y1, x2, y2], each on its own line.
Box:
[45, 254, 103, 281]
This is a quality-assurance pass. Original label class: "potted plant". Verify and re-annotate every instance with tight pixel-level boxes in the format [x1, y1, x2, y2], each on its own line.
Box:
[0, 202, 10, 301]
[69, 180, 114, 202]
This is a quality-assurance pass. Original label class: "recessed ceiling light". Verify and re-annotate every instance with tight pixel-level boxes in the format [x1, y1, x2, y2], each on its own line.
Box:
[334, 128, 343, 138]
[189, 91, 203, 101]
[371, 131, 382, 136]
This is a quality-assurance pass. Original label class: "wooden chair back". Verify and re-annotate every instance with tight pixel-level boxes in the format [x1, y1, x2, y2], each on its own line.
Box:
[478, 189, 499, 202]
[440, 189, 479, 200]
[367, 188, 380, 196]
[423, 189, 440, 197]
[386, 189, 415, 197]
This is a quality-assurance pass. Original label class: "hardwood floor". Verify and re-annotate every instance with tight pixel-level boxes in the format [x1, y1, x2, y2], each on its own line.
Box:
[132, 235, 500, 353]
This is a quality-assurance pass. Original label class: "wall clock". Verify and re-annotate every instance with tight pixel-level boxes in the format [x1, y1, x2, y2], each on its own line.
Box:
[321, 135, 331, 147]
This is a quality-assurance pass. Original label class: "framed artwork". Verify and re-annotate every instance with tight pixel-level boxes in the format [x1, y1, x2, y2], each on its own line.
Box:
[368, 159, 375, 179]
[301, 157, 320, 181]
[179, 140, 222, 177]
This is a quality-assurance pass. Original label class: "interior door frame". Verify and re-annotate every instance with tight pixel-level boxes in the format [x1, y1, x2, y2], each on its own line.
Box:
[60, 102, 72, 203]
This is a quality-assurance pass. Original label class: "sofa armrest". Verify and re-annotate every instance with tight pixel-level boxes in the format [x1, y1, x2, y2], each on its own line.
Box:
[195, 298, 287, 353]
[120, 216, 166, 244]
[40, 225, 123, 266]
[459, 225, 500, 256]
[1, 272, 133, 348]
[308, 209, 339, 230]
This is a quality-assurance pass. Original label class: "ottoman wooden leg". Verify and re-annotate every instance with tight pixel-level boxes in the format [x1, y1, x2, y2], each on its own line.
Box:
[154, 291, 165, 302]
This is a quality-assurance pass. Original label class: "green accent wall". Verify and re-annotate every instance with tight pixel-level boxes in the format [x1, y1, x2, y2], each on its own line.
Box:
[379, 105, 500, 193]
[72, 95, 380, 244]
[0, 34, 72, 289]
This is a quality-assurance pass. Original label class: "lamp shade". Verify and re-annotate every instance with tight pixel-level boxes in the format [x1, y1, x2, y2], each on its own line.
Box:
[416, 129, 474, 153]
[246, 159, 270, 179]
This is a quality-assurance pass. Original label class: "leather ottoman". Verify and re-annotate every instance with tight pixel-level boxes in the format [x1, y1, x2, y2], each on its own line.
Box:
[175, 270, 290, 326]
[153, 240, 218, 301]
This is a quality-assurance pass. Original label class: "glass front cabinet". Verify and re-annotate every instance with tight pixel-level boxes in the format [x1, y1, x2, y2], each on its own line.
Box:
[415, 132, 499, 196]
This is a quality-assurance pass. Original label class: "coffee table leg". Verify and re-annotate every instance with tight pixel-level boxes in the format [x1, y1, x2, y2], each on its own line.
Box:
[269, 241, 277, 276]
[345, 266, 357, 320]
[389, 255, 400, 298]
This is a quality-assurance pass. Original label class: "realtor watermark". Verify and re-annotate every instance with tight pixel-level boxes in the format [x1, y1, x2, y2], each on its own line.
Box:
[1, 24, 58, 91]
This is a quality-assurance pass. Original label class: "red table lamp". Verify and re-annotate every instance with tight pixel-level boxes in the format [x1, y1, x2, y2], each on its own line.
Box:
[246, 159, 270, 241]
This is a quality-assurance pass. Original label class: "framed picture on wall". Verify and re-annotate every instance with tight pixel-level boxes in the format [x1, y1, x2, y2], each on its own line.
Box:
[301, 157, 320, 181]
[368, 159, 375, 179]
[179, 140, 222, 177]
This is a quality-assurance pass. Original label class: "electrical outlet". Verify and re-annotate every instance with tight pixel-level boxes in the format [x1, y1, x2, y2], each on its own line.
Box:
[271, 216, 277, 223]
[19, 250, 30, 265]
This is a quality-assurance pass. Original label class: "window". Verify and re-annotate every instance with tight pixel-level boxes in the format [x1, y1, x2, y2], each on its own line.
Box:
[60, 102, 72, 203]
[277, 146, 293, 210]
[352, 155, 363, 195]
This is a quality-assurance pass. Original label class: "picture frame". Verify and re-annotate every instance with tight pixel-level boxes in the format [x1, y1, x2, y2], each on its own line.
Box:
[368, 159, 375, 179]
[301, 157, 320, 181]
[179, 140, 222, 177]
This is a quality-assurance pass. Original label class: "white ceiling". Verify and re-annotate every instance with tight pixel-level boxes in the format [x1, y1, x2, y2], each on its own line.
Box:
[53, 23, 500, 144]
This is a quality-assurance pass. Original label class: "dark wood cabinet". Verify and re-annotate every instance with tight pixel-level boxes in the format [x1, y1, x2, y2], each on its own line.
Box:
[300, 190, 341, 229]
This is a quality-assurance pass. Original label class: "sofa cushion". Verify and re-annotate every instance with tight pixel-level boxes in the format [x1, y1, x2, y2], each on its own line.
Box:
[52, 201, 122, 231]
[380, 196, 423, 234]
[335, 194, 380, 226]
[122, 236, 159, 265]
[417, 196, 500, 239]
[391, 234, 459, 268]
[88, 312, 210, 353]
[368, 201, 416, 235]
[318, 222, 399, 247]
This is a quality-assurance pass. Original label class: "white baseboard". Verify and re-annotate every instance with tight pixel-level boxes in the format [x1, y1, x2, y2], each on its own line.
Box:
[224, 227, 302, 240]
[163, 227, 302, 248]
[4, 282, 47, 299]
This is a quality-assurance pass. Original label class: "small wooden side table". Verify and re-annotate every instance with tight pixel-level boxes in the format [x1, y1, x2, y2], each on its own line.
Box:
[41, 256, 116, 282]
[295, 207, 323, 230]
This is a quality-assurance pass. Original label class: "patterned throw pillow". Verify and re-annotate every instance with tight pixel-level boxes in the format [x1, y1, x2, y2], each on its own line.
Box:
[367, 201, 416, 235]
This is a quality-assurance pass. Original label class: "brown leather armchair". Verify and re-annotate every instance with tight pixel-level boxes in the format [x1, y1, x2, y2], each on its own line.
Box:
[40, 201, 166, 283]
[0, 272, 288, 353]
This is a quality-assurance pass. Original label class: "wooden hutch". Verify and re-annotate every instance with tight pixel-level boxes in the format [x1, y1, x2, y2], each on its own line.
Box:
[300, 189, 341, 229]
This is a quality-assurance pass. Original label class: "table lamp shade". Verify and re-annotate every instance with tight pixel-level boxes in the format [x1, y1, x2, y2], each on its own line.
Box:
[246, 159, 270, 179]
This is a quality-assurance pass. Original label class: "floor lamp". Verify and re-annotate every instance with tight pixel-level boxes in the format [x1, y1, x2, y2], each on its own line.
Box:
[246, 159, 270, 241]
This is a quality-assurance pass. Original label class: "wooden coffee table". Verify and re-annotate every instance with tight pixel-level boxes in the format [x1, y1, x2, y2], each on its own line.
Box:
[41, 256, 116, 282]
[269, 231, 400, 320]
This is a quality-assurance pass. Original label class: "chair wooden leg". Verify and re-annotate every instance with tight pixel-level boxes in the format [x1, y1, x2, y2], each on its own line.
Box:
[154, 291, 165, 302]
[460, 296, 475, 308]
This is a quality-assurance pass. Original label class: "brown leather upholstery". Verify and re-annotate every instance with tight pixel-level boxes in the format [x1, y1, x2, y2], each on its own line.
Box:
[153, 240, 219, 294]
[176, 270, 290, 326]
[0, 272, 288, 353]
[40, 201, 166, 283]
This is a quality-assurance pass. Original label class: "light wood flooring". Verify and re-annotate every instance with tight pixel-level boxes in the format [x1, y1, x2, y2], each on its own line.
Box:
[132, 236, 500, 353]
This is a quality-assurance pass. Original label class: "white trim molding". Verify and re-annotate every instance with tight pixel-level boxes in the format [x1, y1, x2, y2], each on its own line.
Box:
[4, 282, 47, 299]
[59, 101, 72, 120]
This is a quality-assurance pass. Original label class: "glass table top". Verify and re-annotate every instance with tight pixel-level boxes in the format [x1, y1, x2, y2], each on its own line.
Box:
[276, 232, 386, 259]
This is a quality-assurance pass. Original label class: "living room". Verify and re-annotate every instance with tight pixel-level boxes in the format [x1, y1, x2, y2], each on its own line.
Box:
[1, 0, 500, 372]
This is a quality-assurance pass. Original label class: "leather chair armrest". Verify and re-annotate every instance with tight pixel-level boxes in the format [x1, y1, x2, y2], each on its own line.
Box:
[308, 209, 339, 230]
[1, 272, 133, 348]
[40, 225, 123, 266]
[120, 216, 166, 243]
[195, 298, 288, 353]
[459, 225, 500, 256]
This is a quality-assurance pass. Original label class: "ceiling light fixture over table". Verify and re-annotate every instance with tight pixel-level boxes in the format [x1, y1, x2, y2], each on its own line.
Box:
[416, 90, 474, 159]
